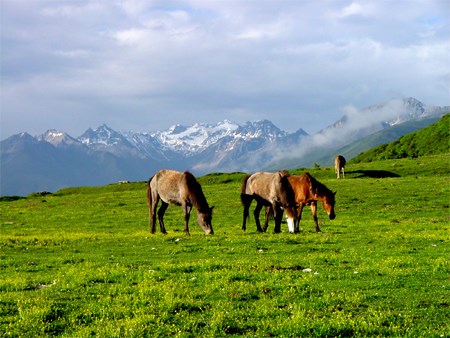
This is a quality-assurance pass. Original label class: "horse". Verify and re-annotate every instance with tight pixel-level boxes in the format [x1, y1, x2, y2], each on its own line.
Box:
[147, 169, 214, 235]
[241, 170, 297, 233]
[265, 172, 336, 233]
[335, 155, 346, 179]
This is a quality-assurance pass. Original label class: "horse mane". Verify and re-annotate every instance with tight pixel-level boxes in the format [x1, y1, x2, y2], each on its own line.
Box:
[303, 172, 333, 198]
[279, 171, 296, 204]
[183, 171, 210, 213]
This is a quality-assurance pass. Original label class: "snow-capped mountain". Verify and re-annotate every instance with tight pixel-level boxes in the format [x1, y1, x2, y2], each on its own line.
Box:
[97, 119, 292, 158]
[37, 130, 84, 149]
[1, 97, 448, 196]
[149, 120, 240, 154]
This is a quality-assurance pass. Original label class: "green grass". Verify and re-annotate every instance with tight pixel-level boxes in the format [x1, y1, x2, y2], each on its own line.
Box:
[1, 154, 449, 337]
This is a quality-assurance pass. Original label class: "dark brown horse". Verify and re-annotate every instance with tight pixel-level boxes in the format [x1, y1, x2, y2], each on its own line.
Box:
[266, 172, 336, 232]
[241, 170, 297, 233]
[335, 155, 346, 179]
[147, 170, 214, 235]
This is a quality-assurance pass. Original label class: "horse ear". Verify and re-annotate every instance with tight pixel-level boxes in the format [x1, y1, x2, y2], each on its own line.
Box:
[210, 206, 215, 211]
[279, 170, 290, 177]
[333, 191, 337, 196]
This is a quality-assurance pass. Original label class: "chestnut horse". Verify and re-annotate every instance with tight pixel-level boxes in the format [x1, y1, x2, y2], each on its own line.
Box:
[147, 170, 214, 235]
[265, 172, 336, 233]
[335, 155, 346, 179]
[241, 170, 297, 233]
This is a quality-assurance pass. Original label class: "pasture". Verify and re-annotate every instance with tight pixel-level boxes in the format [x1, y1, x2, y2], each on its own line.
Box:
[1, 154, 449, 337]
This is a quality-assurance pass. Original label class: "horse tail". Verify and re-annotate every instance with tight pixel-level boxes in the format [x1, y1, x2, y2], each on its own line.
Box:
[240, 174, 253, 230]
[147, 176, 154, 207]
[240, 174, 251, 204]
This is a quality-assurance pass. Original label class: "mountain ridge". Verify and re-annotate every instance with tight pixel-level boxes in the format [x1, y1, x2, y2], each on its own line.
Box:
[1, 97, 448, 195]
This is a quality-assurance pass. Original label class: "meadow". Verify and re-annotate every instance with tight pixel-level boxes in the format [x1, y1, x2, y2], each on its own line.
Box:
[1, 154, 449, 337]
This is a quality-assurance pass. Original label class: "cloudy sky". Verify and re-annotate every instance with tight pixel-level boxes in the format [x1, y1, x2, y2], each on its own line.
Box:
[1, 0, 449, 139]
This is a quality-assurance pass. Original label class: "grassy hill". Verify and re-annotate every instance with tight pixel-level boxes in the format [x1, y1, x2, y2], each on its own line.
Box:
[314, 114, 445, 166]
[351, 114, 450, 163]
[1, 154, 449, 337]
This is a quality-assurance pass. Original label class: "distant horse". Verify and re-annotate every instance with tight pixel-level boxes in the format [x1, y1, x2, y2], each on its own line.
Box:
[241, 170, 297, 233]
[147, 170, 214, 235]
[335, 155, 346, 179]
[265, 173, 336, 233]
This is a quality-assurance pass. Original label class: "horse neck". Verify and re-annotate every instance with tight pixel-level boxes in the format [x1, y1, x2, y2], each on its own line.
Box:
[279, 176, 295, 206]
[310, 179, 331, 201]
[189, 187, 209, 213]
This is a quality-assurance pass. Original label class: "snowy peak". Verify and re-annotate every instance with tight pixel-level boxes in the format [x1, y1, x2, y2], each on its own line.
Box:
[38, 130, 80, 148]
[325, 97, 443, 135]
[386, 97, 426, 126]
[79, 124, 130, 146]
[237, 120, 286, 141]
[150, 120, 240, 154]
[362, 97, 428, 126]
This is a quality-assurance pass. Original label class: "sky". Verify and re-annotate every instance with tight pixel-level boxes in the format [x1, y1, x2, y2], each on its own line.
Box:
[1, 0, 449, 139]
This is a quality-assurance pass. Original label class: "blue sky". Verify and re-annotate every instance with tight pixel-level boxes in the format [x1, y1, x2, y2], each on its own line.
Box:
[1, 0, 449, 139]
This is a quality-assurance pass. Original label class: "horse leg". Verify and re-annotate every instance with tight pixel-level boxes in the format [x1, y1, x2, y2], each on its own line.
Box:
[157, 202, 169, 234]
[264, 206, 272, 232]
[273, 204, 283, 234]
[183, 202, 193, 236]
[241, 195, 252, 231]
[253, 201, 264, 232]
[295, 203, 304, 233]
[341, 167, 345, 179]
[150, 195, 160, 234]
[310, 201, 321, 232]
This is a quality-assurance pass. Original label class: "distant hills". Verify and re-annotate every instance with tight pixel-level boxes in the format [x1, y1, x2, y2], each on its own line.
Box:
[350, 114, 450, 163]
[1, 97, 448, 196]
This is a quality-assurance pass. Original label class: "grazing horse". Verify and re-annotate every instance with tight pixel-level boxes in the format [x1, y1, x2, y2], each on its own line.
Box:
[335, 155, 346, 179]
[265, 173, 336, 233]
[241, 170, 297, 233]
[147, 170, 214, 235]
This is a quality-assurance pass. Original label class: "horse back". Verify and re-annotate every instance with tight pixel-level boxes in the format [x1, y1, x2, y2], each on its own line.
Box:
[244, 171, 295, 207]
[335, 155, 346, 168]
[151, 169, 184, 205]
[288, 174, 313, 203]
[244, 172, 275, 197]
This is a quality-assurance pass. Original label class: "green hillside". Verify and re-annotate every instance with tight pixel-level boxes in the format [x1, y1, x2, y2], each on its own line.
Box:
[1, 154, 449, 337]
[351, 114, 450, 163]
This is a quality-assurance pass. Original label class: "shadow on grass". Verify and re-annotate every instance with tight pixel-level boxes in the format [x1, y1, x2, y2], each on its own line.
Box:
[348, 170, 400, 178]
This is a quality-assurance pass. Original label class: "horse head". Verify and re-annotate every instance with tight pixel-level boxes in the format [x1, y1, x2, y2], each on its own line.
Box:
[322, 191, 336, 220]
[197, 206, 214, 235]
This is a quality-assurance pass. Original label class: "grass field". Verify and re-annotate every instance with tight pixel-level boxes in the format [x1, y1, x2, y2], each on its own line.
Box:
[1, 154, 449, 337]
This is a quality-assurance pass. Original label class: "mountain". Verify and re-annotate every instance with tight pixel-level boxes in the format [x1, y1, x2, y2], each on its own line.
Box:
[350, 113, 450, 163]
[0, 120, 303, 196]
[307, 114, 445, 166]
[265, 97, 448, 169]
[1, 97, 448, 196]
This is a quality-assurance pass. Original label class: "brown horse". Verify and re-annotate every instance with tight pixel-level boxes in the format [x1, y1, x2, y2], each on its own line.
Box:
[147, 170, 214, 235]
[265, 172, 336, 233]
[335, 155, 346, 179]
[241, 170, 297, 233]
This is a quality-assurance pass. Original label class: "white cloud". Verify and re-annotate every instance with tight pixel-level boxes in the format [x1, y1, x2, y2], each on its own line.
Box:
[114, 28, 147, 45]
[339, 2, 369, 18]
[1, 0, 449, 139]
